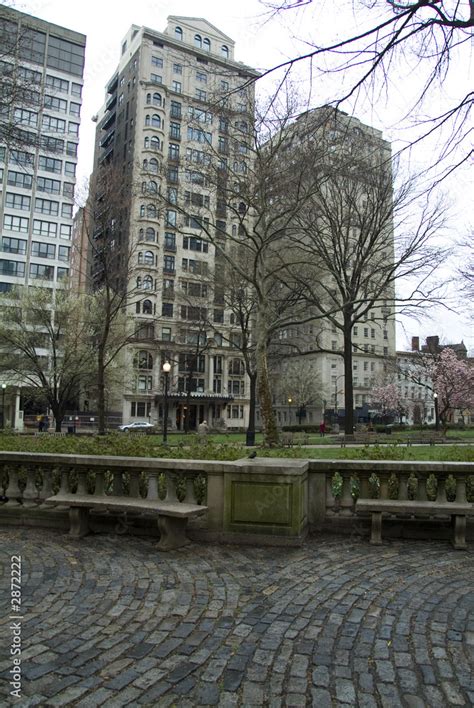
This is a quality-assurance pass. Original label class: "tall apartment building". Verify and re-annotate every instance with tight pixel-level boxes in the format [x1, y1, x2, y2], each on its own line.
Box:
[267, 107, 397, 428]
[0, 7, 85, 429]
[91, 17, 258, 430]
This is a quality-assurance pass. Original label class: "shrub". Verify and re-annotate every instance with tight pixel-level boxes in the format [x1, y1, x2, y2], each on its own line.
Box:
[331, 471, 343, 499]
[388, 473, 400, 500]
[426, 473, 438, 501]
[407, 472, 418, 500]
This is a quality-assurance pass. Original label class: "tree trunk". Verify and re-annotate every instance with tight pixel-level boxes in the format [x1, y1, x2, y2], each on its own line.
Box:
[246, 371, 257, 446]
[256, 327, 278, 446]
[343, 316, 355, 435]
[97, 350, 106, 435]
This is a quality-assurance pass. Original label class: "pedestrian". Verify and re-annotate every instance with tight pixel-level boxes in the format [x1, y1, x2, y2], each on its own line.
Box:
[38, 415, 44, 432]
[319, 420, 326, 437]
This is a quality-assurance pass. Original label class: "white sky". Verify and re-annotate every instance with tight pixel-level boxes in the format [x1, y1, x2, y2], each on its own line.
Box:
[13, 0, 474, 353]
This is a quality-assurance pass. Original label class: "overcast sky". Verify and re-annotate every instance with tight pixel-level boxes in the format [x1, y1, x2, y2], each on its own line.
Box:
[13, 0, 473, 353]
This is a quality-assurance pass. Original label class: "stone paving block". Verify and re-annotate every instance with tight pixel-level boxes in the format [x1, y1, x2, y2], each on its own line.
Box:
[2, 530, 473, 708]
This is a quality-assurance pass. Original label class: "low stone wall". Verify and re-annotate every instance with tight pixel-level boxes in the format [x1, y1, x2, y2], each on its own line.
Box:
[0, 452, 473, 545]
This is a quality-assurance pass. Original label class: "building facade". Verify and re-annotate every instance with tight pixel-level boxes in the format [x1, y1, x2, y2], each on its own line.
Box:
[0, 7, 85, 429]
[91, 16, 258, 430]
[266, 108, 397, 429]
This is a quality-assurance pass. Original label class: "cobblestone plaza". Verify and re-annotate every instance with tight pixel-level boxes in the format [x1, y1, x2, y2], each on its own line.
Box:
[1, 529, 473, 706]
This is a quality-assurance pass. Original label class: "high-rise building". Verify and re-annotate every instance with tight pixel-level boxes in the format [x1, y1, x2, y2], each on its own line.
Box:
[91, 16, 258, 431]
[266, 107, 397, 429]
[0, 7, 85, 429]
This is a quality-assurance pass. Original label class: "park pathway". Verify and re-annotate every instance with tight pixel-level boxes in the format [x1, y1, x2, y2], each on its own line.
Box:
[0, 529, 473, 706]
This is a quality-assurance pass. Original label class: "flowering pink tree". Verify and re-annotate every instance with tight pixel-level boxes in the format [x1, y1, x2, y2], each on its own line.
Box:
[430, 349, 474, 429]
[370, 383, 405, 422]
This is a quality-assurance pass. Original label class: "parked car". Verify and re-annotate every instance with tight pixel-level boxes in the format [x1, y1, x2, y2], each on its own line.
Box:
[118, 421, 155, 433]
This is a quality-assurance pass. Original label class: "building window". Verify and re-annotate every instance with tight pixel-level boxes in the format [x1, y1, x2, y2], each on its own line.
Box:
[170, 100, 181, 118]
[195, 88, 207, 101]
[169, 122, 181, 139]
[196, 70, 207, 83]
[29, 263, 54, 280]
[162, 302, 173, 317]
[175, 26, 183, 41]
[163, 255, 175, 273]
[173, 63, 182, 74]
[172, 80, 182, 94]
[151, 55, 163, 68]
[31, 241, 56, 259]
[150, 73, 162, 84]
[203, 38, 211, 52]
[168, 143, 180, 160]
[6, 193, 31, 211]
[221, 45, 229, 59]
[162, 326, 172, 341]
[166, 210, 177, 227]
[194, 34, 202, 49]
[145, 227, 156, 242]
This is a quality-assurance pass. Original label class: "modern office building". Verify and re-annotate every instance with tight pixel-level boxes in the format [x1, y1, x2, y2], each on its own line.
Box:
[90, 16, 258, 430]
[0, 7, 85, 429]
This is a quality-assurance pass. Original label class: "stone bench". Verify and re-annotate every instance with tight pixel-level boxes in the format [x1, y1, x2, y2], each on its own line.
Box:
[340, 433, 379, 447]
[47, 493, 207, 551]
[405, 433, 446, 446]
[356, 498, 473, 550]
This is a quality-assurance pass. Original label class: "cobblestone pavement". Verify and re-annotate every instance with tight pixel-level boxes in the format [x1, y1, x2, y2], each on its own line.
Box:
[1, 528, 473, 707]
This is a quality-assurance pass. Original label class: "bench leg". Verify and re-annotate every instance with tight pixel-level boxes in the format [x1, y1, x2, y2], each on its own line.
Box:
[157, 516, 191, 551]
[69, 507, 90, 538]
[370, 512, 383, 545]
[452, 515, 467, 550]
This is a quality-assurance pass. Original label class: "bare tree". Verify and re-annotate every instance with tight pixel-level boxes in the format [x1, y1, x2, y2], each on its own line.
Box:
[159, 94, 333, 445]
[286, 109, 447, 434]
[0, 5, 46, 152]
[273, 358, 323, 425]
[0, 285, 92, 431]
[76, 165, 143, 435]
[259, 0, 473, 176]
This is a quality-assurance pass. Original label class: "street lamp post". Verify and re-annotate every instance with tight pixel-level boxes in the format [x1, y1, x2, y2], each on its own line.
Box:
[287, 397, 292, 425]
[433, 392, 439, 431]
[1, 384, 6, 430]
[162, 361, 171, 444]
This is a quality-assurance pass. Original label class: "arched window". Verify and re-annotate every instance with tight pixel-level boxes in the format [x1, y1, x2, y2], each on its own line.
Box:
[203, 38, 211, 52]
[146, 204, 156, 218]
[143, 299, 153, 314]
[143, 250, 154, 265]
[143, 275, 153, 290]
[139, 228, 144, 241]
[175, 26, 183, 41]
[141, 181, 147, 193]
[142, 158, 148, 170]
[135, 350, 153, 369]
[143, 137, 149, 149]
[150, 136, 160, 151]
[145, 115, 151, 126]
[135, 301, 140, 314]
[146, 93, 151, 104]
[153, 92, 162, 106]
[140, 205, 145, 217]
[149, 157, 159, 173]
[194, 34, 202, 49]
[136, 276, 142, 289]
[152, 114, 161, 128]
[221, 45, 229, 59]
[145, 227, 155, 242]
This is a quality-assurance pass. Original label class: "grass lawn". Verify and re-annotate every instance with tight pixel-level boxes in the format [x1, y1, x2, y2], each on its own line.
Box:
[0, 432, 472, 462]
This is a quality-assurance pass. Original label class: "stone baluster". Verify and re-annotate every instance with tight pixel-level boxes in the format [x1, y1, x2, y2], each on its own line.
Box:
[456, 476, 467, 504]
[399, 474, 408, 501]
[94, 469, 106, 496]
[22, 465, 39, 507]
[147, 471, 159, 500]
[77, 469, 88, 496]
[436, 476, 446, 503]
[39, 467, 54, 506]
[166, 472, 178, 503]
[129, 471, 140, 498]
[112, 469, 123, 497]
[341, 474, 353, 515]
[380, 474, 389, 500]
[417, 476, 427, 501]
[4, 465, 22, 506]
[185, 476, 195, 503]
